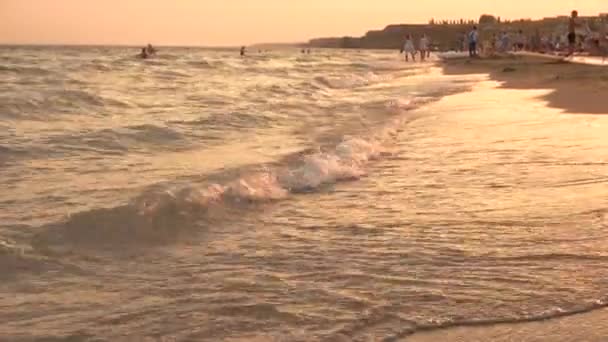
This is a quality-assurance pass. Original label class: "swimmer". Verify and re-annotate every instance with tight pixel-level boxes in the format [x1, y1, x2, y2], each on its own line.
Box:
[146, 44, 157, 55]
[138, 47, 149, 59]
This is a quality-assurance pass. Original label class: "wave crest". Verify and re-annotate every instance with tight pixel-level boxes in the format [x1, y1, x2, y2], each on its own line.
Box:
[135, 133, 389, 220]
[32, 95, 429, 248]
[314, 72, 392, 89]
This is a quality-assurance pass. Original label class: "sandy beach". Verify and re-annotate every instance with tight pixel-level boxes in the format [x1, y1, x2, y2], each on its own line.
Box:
[402, 55, 608, 342]
[442, 55, 608, 114]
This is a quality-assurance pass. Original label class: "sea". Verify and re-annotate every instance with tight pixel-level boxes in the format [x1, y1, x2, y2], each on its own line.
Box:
[1, 46, 607, 341]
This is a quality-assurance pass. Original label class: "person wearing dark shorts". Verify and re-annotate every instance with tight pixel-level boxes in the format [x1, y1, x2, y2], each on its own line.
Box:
[568, 10, 579, 56]
[468, 26, 478, 58]
[568, 32, 576, 45]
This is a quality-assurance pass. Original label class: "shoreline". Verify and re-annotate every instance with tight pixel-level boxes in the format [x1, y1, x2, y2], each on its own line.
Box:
[441, 55, 608, 114]
[399, 55, 608, 342]
[404, 307, 608, 341]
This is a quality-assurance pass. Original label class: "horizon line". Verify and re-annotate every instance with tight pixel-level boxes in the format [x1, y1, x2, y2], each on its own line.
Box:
[0, 42, 306, 49]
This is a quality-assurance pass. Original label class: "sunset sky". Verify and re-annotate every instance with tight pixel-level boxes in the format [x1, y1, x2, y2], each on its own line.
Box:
[0, 0, 605, 46]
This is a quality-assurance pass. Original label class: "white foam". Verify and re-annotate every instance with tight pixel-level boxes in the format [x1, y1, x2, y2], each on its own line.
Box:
[134, 95, 432, 218]
[386, 97, 432, 112]
[134, 184, 225, 216]
[279, 153, 365, 191]
[315, 72, 392, 89]
[335, 138, 382, 164]
[134, 138, 382, 216]
[223, 171, 288, 201]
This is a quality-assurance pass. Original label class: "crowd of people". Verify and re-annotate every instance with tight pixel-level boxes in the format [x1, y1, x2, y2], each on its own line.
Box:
[459, 10, 607, 58]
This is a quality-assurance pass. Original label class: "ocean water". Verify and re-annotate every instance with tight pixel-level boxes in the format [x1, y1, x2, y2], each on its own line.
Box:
[1, 46, 607, 341]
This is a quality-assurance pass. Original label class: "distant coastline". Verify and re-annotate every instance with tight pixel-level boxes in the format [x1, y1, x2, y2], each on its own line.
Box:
[307, 13, 608, 50]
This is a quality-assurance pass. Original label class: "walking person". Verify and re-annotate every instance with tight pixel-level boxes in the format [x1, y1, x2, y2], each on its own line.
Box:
[500, 31, 511, 53]
[403, 34, 416, 62]
[515, 30, 526, 51]
[419, 34, 429, 62]
[468, 26, 479, 58]
[460, 32, 468, 52]
[567, 10, 581, 56]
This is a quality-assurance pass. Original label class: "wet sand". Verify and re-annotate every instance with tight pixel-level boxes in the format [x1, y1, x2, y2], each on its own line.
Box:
[442, 55, 608, 114]
[402, 56, 608, 342]
[405, 308, 608, 342]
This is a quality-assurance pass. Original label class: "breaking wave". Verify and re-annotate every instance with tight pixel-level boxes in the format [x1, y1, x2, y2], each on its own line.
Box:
[32, 96, 427, 249]
[134, 107, 407, 217]
[314, 72, 393, 89]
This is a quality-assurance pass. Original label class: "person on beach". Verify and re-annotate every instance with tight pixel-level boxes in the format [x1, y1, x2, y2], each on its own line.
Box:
[488, 33, 498, 56]
[567, 10, 581, 56]
[419, 34, 429, 62]
[553, 34, 563, 51]
[540, 35, 550, 52]
[515, 30, 526, 51]
[403, 35, 416, 62]
[500, 31, 510, 53]
[460, 32, 468, 52]
[468, 26, 479, 58]
[548, 34, 556, 51]
[531, 29, 541, 52]
[493, 33, 501, 54]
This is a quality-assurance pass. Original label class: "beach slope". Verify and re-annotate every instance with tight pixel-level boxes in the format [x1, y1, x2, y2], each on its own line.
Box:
[402, 55, 608, 342]
[442, 55, 608, 114]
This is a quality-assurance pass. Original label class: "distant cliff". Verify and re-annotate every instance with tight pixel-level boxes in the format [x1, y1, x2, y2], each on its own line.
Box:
[309, 24, 473, 51]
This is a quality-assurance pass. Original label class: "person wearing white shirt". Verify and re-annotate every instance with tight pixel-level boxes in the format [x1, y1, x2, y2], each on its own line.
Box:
[403, 34, 416, 62]
[468, 26, 479, 57]
[419, 34, 429, 61]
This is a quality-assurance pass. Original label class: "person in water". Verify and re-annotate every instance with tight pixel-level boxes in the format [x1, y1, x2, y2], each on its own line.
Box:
[419, 34, 429, 62]
[139, 47, 149, 59]
[240, 46, 246, 56]
[403, 34, 416, 62]
[146, 44, 157, 56]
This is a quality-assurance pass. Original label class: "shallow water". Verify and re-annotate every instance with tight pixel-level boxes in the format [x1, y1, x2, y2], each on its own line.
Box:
[1, 47, 607, 341]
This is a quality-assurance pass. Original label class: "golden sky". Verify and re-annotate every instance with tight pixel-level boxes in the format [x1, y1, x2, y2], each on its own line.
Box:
[0, 0, 605, 46]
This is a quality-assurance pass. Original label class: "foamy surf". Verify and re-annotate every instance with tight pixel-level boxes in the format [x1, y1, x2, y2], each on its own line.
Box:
[133, 105, 417, 220]
[314, 71, 394, 89]
[23, 93, 432, 253]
